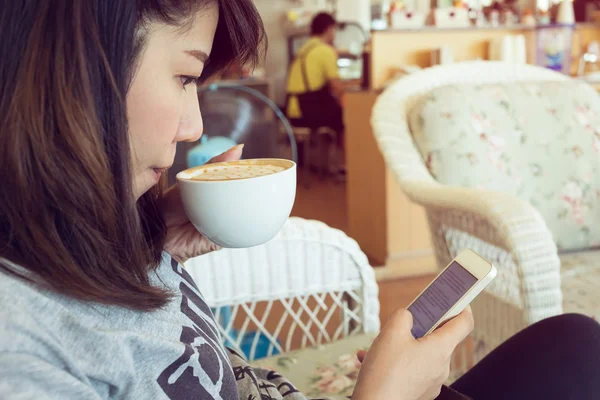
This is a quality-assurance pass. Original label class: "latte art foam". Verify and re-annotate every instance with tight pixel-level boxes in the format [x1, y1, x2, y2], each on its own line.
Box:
[191, 164, 286, 181]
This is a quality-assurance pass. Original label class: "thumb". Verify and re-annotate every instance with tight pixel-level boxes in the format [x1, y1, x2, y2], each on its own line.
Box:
[425, 307, 474, 352]
[383, 309, 415, 339]
[208, 144, 244, 164]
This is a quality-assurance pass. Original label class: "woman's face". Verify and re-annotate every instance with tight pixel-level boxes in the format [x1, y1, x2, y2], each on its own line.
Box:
[127, 6, 218, 199]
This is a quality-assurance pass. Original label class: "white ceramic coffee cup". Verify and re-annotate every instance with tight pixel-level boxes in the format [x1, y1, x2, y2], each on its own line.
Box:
[176, 158, 297, 248]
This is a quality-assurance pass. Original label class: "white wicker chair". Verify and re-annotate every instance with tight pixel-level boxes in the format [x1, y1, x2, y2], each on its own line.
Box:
[371, 61, 575, 375]
[185, 217, 380, 361]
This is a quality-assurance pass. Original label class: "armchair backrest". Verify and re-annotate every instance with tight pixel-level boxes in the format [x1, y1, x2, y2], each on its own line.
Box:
[372, 61, 600, 251]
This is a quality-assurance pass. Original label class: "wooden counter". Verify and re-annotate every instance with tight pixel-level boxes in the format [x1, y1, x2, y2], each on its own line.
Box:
[345, 90, 437, 277]
[370, 23, 600, 90]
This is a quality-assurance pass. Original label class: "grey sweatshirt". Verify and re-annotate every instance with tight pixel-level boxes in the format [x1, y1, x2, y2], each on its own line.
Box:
[0, 253, 319, 400]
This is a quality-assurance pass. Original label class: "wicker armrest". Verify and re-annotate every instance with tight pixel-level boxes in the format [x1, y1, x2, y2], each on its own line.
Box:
[185, 217, 380, 332]
[404, 180, 562, 323]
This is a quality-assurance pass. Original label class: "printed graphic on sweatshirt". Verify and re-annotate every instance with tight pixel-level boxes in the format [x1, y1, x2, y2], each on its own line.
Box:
[157, 258, 237, 400]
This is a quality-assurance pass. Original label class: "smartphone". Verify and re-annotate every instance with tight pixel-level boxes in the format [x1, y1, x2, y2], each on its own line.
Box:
[407, 249, 497, 339]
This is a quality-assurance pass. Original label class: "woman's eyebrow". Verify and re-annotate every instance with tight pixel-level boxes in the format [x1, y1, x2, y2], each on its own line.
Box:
[185, 49, 209, 63]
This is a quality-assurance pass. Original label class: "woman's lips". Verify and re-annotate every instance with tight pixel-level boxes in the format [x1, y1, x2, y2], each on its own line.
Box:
[152, 167, 169, 181]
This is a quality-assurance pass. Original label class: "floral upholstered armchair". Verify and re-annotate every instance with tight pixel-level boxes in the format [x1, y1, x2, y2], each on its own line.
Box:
[185, 217, 380, 397]
[371, 61, 600, 376]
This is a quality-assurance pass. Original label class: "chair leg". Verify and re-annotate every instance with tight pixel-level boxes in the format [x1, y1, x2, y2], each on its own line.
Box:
[329, 137, 338, 177]
[321, 135, 330, 179]
[303, 139, 311, 188]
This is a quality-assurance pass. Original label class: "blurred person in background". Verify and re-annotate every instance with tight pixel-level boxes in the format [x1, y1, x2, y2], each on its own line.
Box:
[286, 12, 345, 175]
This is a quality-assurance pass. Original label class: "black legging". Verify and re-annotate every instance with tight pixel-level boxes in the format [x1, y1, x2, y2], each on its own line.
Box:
[451, 313, 600, 399]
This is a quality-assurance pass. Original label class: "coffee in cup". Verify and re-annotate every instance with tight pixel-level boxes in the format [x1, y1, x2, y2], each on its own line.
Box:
[188, 160, 288, 181]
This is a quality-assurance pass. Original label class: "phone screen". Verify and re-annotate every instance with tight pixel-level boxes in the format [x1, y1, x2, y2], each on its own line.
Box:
[407, 261, 478, 339]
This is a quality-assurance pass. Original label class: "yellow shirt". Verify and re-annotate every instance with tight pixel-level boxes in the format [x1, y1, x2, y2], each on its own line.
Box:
[285, 38, 339, 119]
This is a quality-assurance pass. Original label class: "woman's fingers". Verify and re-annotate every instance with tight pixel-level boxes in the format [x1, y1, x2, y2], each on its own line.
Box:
[356, 350, 368, 363]
[207, 144, 244, 164]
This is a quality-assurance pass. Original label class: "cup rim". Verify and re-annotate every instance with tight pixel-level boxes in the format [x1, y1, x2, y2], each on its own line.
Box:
[176, 158, 296, 184]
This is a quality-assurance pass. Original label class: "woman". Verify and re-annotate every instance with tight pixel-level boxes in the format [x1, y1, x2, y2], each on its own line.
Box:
[0, 1, 599, 399]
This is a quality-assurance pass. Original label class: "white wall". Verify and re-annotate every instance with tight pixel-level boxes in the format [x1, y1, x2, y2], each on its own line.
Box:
[254, 0, 291, 105]
[337, 0, 371, 31]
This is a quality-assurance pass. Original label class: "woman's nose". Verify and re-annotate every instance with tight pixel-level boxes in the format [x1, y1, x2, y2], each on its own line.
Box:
[175, 97, 203, 143]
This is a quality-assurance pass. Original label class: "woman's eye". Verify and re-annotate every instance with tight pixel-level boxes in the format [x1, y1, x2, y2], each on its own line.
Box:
[180, 76, 199, 87]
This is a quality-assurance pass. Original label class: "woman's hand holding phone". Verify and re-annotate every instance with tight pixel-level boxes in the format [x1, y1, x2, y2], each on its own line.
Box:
[352, 307, 474, 400]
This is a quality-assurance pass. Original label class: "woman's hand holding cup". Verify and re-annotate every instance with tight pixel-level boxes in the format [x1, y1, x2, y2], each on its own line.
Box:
[162, 145, 244, 264]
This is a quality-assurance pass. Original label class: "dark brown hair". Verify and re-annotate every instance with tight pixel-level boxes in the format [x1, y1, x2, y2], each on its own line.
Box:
[310, 12, 336, 35]
[0, 1, 265, 310]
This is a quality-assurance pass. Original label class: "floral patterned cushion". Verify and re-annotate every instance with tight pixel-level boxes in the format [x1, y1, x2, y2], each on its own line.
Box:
[252, 334, 375, 397]
[408, 82, 600, 251]
[251, 334, 472, 399]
